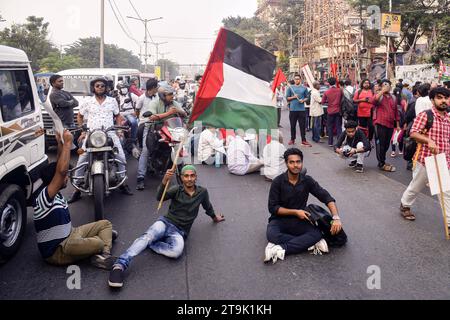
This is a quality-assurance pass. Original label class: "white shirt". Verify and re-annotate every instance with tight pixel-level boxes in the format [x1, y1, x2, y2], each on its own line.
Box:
[309, 88, 324, 117]
[415, 96, 433, 116]
[80, 96, 119, 130]
[136, 94, 160, 125]
[262, 141, 287, 180]
[118, 92, 138, 116]
[198, 129, 226, 162]
[227, 136, 258, 175]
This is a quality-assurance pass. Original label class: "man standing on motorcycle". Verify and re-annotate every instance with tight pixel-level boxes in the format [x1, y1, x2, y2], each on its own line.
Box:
[116, 81, 139, 158]
[135, 83, 187, 191]
[69, 77, 133, 204]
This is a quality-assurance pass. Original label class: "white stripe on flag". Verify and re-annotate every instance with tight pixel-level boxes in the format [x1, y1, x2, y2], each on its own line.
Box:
[302, 64, 315, 88]
[217, 64, 276, 108]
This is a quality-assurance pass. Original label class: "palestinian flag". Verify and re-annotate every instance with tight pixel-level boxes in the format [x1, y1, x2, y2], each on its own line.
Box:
[190, 28, 277, 131]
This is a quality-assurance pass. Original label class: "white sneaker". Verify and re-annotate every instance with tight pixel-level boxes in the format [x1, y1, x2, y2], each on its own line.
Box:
[263, 243, 276, 263]
[308, 239, 329, 256]
[264, 243, 285, 264]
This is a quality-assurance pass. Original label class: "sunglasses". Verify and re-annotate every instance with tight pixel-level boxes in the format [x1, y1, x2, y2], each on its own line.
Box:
[95, 84, 105, 88]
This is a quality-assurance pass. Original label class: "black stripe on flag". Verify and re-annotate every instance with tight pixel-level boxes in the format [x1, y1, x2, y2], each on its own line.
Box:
[223, 29, 276, 83]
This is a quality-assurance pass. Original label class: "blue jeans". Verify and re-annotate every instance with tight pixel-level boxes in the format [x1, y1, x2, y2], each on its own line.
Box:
[115, 217, 185, 270]
[124, 114, 138, 142]
[311, 116, 322, 143]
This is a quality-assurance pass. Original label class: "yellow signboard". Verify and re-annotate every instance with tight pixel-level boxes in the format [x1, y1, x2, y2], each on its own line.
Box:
[289, 58, 300, 73]
[155, 66, 161, 80]
[381, 13, 401, 37]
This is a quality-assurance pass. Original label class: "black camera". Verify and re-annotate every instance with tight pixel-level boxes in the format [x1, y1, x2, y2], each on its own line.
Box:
[342, 145, 352, 158]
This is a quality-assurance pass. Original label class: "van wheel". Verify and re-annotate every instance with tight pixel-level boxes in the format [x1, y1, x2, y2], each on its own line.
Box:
[0, 185, 27, 263]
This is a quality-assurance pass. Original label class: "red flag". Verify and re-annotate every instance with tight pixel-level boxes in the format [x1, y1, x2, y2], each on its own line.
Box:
[271, 68, 287, 93]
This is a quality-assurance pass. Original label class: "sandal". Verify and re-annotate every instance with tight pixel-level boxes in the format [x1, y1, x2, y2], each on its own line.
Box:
[400, 205, 416, 221]
[381, 164, 396, 172]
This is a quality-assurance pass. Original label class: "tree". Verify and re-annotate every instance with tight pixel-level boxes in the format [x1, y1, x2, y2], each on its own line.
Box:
[272, 0, 305, 56]
[349, 0, 450, 58]
[65, 37, 142, 70]
[38, 52, 83, 73]
[222, 16, 278, 52]
[0, 16, 56, 71]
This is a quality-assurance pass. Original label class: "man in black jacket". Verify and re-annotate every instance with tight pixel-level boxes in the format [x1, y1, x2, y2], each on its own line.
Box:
[334, 120, 371, 173]
[264, 149, 343, 264]
[49, 74, 79, 128]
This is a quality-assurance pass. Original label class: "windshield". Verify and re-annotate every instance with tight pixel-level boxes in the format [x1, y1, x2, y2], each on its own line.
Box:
[165, 117, 183, 129]
[63, 75, 115, 96]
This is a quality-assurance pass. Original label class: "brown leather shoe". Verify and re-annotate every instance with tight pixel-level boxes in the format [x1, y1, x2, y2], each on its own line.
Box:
[400, 204, 416, 221]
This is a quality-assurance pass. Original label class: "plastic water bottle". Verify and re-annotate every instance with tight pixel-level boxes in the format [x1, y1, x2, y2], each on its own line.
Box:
[215, 152, 221, 168]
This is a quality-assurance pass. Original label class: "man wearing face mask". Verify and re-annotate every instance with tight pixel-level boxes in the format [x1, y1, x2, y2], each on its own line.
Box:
[116, 82, 139, 155]
[400, 87, 450, 227]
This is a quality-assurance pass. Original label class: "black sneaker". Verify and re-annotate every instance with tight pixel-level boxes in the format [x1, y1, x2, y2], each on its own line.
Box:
[355, 164, 364, 173]
[136, 179, 145, 191]
[109, 266, 124, 288]
[112, 230, 119, 242]
[120, 184, 134, 196]
[349, 160, 357, 168]
[90, 253, 116, 270]
[67, 191, 82, 204]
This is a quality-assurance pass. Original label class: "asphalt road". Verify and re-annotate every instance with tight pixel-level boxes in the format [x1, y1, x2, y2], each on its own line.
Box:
[1, 109, 449, 300]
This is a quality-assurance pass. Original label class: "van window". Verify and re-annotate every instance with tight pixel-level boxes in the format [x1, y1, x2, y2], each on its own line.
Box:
[0, 70, 35, 123]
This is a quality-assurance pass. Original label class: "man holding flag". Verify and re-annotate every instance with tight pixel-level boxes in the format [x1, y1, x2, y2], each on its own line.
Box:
[272, 69, 288, 128]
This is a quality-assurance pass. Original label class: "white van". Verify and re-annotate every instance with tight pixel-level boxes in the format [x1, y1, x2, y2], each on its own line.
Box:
[43, 68, 141, 148]
[0, 45, 48, 262]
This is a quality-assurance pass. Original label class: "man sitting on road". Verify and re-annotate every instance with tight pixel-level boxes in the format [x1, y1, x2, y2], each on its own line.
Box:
[264, 148, 343, 264]
[198, 127, 227, 165]
[334, 120, 371, 173]
[227, 129, 263, 176]
[262, 130, 286, 181]
[34, 130, 118, 269]
[108, 165, 225, 288]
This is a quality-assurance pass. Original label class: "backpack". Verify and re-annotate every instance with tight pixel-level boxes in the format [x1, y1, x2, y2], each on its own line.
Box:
[403, 109, 434, 161]
[306, 204, 348, 248]
[304, 90, 312, 105]
[340, 89, 357, 120]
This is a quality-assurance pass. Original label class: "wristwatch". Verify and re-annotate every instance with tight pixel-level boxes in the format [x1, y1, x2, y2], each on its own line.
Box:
[332, 215, 341, 221]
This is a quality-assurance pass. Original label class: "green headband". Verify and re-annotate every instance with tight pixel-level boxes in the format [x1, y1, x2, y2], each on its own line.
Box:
[181, 165, 197, 175]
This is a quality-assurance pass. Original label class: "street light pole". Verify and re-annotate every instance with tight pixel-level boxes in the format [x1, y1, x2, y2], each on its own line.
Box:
[127, 16, 163, 72]
[386, 0, 392, 80]
[100, 0, 105, 68]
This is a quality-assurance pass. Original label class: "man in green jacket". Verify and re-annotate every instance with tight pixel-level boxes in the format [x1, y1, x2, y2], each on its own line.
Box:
[108, 165, 225, 288]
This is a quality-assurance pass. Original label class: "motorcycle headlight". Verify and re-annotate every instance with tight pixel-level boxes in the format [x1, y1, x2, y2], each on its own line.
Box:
[90, 131, 107, 148]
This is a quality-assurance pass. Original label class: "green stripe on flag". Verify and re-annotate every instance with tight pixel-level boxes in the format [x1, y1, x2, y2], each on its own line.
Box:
[194, 97, 277, 131]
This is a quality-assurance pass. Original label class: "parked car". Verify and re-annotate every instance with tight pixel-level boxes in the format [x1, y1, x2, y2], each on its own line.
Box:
[0, 45, 48, 262]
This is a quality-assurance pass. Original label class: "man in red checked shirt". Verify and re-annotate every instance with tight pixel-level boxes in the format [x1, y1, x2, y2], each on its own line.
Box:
[371, 79, 401, 172]
[400, 87, 450, 226]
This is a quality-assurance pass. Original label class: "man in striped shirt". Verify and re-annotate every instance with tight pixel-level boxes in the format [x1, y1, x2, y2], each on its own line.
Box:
[400, 87, 450, 227]
[33, 130, 117, 269]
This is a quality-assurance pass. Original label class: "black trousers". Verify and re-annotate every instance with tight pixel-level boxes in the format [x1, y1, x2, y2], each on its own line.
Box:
[289, 111, 307, 142]
[375, 124, 394, 167]
[267, 217, 322, 255]
[358, 117, 375, 141]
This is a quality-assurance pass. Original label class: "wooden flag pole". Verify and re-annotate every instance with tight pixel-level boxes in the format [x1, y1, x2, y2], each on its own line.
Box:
[433, 155, 450, 240]
[157, 127, 196, 211]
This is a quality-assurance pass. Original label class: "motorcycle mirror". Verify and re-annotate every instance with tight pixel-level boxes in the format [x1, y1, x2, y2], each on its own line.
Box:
[143, 111, 153, 118]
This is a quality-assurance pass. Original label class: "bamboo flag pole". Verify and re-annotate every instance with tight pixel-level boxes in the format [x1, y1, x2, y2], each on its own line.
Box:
[157, 127, 196, 211]
[433, 155, 450, 240]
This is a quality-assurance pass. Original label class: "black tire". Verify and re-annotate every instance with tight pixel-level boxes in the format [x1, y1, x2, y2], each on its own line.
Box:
[0, 184, 27, 263]
[93, 175, 105, 221]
